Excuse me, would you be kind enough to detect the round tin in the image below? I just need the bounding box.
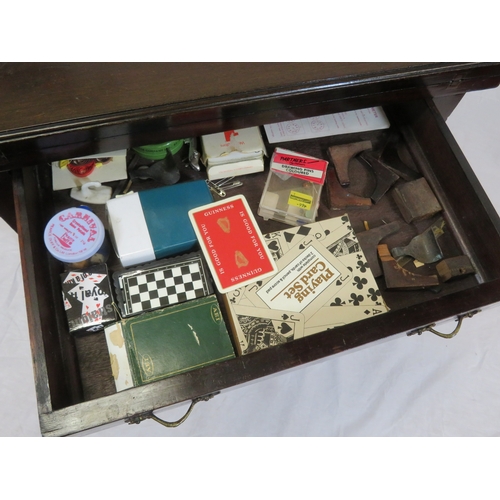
[44,207,108,268]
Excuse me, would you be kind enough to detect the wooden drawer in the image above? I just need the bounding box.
[6,63,500,436]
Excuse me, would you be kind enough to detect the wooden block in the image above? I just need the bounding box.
[392,177,442,223]
[380,142,421,181]
[436,255,475,282]
[357,221,400,278]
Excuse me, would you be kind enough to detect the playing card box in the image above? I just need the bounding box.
[188,195,278,294]
[104,295,235,392]
[60,264,117,336]
[223,214,389,355]
[112,252,214,318]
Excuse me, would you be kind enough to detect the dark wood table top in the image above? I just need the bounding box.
[4,62,500,138]
[0,63,439,133]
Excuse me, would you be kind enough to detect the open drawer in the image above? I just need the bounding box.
[11,90,500,436]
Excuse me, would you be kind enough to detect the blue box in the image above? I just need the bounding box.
[106,180,213,267]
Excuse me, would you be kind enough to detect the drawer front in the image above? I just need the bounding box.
[13,95,500,436]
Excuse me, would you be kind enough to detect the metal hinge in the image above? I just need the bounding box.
[407,309,481,339]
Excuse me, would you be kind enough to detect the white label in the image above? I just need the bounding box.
[257,246,341,312]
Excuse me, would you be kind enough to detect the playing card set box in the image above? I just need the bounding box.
[60,264,117,336]
[223,214,390,355]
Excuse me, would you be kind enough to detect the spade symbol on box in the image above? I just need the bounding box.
[278,322,292,335]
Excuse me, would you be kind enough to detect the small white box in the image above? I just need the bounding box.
[201,127,266,180]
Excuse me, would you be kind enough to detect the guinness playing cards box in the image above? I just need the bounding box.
[189,195,277,294]
[223,214,389,355]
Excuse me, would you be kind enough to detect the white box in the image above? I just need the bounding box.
[201,127,266,180]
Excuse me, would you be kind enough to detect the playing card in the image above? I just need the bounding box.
[189,195,277,293]
[304,303,388,336]
[228,304,305,354]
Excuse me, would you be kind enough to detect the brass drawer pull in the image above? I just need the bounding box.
[126,392,219,428]
[407,310,481,339]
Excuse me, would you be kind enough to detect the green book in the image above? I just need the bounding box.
[105,295,235,391]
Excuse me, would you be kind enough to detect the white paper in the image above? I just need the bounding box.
[264,107,390,143]
[257,245,341,312]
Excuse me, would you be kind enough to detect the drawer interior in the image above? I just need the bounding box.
[14,97,500,434]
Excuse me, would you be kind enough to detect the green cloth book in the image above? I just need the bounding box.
[104,295,235,391]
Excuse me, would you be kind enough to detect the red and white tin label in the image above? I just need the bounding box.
[44,207,105,263]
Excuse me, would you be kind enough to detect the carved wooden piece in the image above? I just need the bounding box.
[378,244,440,289]
[436,255,476,282]
[325,168,372,210]
[358,152,400,202]
[357,221,401,278]
[327,140,372,187]
[392,177,442,223]
[380,142,421,181]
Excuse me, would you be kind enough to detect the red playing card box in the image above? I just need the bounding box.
[188,195,278,293]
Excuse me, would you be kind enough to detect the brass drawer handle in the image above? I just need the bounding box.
[407,310,480,339]
[127,392,219,428]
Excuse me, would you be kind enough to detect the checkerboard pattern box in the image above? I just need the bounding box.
[113,253,213,317]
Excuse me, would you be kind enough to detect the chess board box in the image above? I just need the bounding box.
[223,214,390,355]
[112,252,214,318]
[60,264,117,336]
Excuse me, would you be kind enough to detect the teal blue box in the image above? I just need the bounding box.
[106,180,213,267]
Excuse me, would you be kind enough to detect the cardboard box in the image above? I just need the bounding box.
[60,264,116,335]
[224,215,389,355]
[104,295,235,391]
[106,180,213,267]
[201,127,266,180]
